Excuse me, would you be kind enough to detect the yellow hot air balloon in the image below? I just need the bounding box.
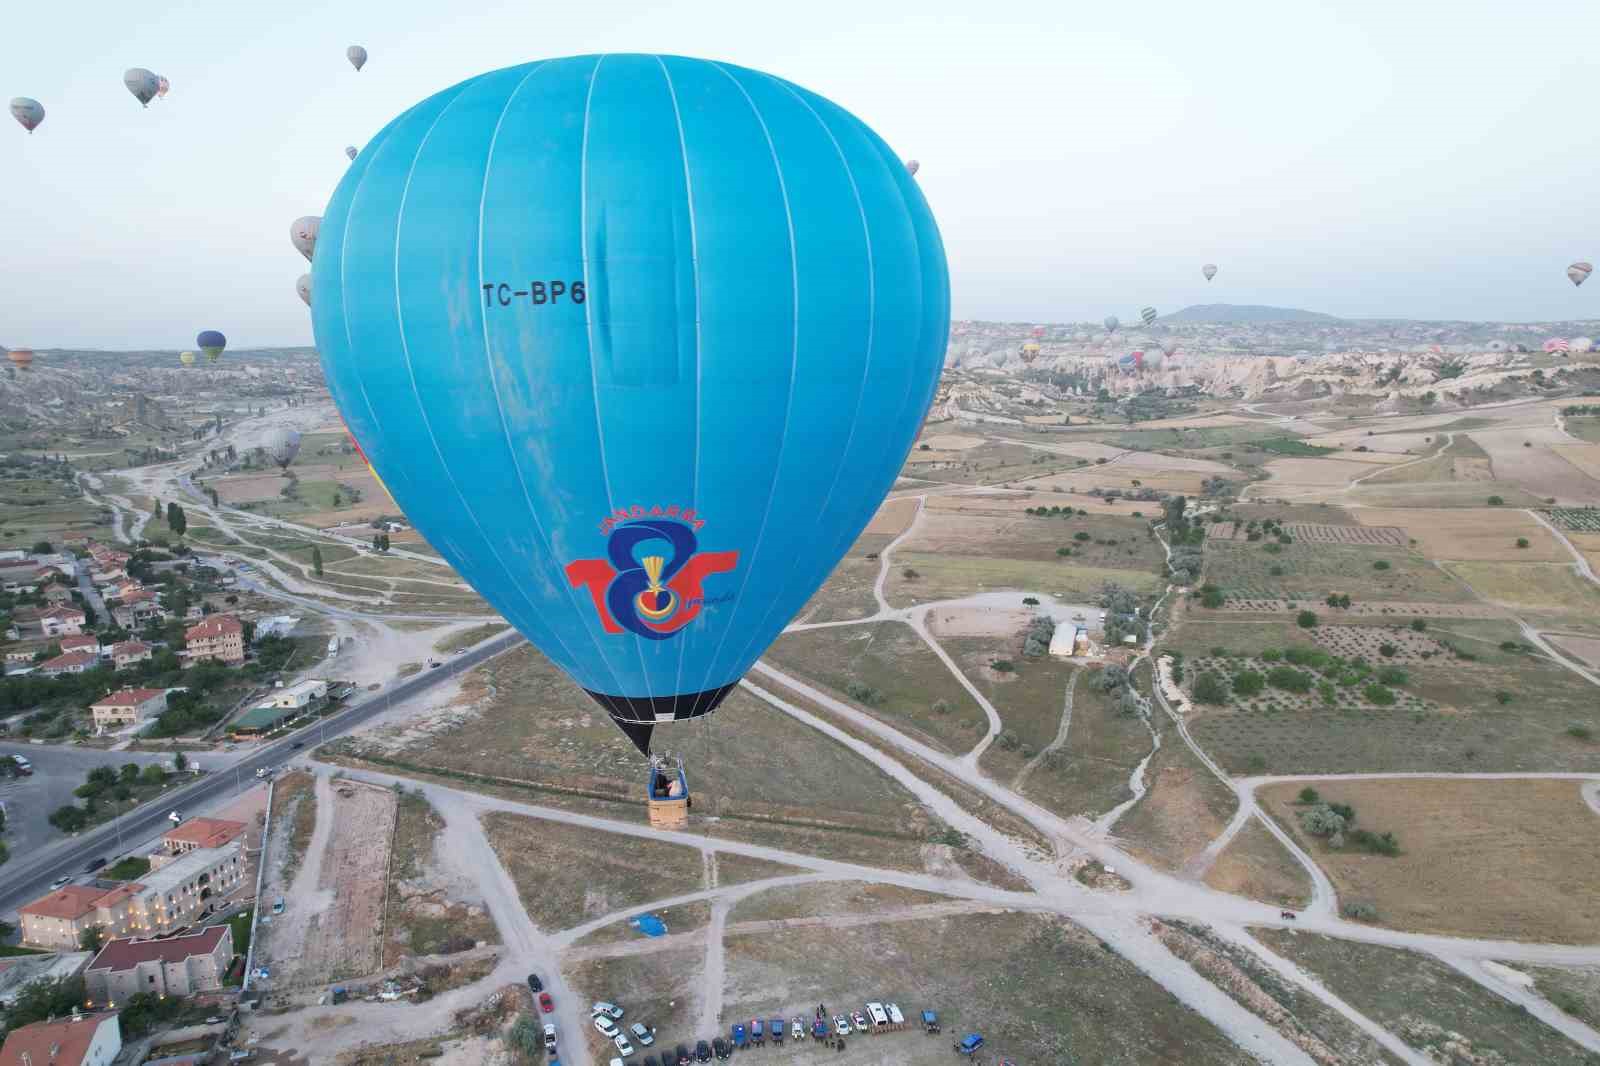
[179,350,197,367]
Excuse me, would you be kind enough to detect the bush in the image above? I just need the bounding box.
[844,682,884,706]
[1347,828,1401,856]
[990,659,1015,673]
[1568,723,1593,740]
[901,567,919,580]
[1372,560,1390,571]
[1516,537,1530,549]
[1193,672,1228,705]
[1363,684,1396,706]
[1487,495,1504,506]
[931,699,950,715]
[1378,642,1397,657]
[1342,901,1379,921]
[1377,666,1408,686]
[1269,565,1284,576]
[1495,690,1513,705]
[1410,618,1427,631]
[1296,610,1318,629]
[1261,648,1282,662]
[1267,666,1312,693]
[1298,786,1320,804]
[1056,547,1073,557]
[1074,531,1091,542]
[1299,805,1347,837]
[1198,584,1224,608]
[1022,597,1039,606]
[1232,670,1265,697]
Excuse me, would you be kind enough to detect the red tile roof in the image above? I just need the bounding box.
[110,641,151,658]
[19,883,140,921]
[163,817,245,850]
[87,924,230,973]
[59,635,100,652]
[91,688,166,709]
[0,1012,119,1066]
[185,615,241,640]
[42,606,86,621]
[40,651,97,671]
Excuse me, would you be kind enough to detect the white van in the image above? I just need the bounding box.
[866,1002,889,1028]
[885,1003,905,1026]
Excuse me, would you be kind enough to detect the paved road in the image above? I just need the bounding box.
[0,627,525,918]
[0,745,170,859]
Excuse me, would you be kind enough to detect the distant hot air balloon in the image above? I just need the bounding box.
[1544,338,1570,354]
[1019,342,1041,363]
[296,274,312,307]
[197,330,227,362]
[1132,349,1145,371]
[1104,315,1120,333]
[179,350,196,367]
[7,348,35,372]
[905,159,920,176]
[346,45,368,72]
[312,54,949,758]
[1144,348,1165,371]
[124,68,160,108]
[1568,262,1592,287]
[1141,306,1157,326]
[1202,263,1218,282]
[1159,339,1179,357]
[345,145,358,161]
[290,216,321,262]
[10,97,45,133]
[156,75,170,99]
[1572,337,1595,354]
[266,428,302,471]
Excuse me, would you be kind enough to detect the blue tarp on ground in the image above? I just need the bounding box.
[630,914,668,937]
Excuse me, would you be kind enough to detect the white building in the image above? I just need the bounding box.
[253,615,300,640]
[262,678,326,710]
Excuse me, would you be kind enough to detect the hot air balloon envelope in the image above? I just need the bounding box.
[156,75,170,99]
[1568,262,1593,287]
[179,350,196,366]
[1104,315,1120,332]
[312,54,948,755]
[346,145,358,161]
[7,349,35,372]
[905,159,919,175]
[1202,263,1217,281]
[296,274,312,307]
[10,97,45,132]
[124,68,159,107]
[197,330,227,362]
[1140,306,1157,326]
[266,428,302,469]
[291,217,321,262]
[347,45,368,71]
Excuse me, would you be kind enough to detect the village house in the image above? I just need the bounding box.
[59,634,100,656]
[159,817,247,857]
[183,614,244,665]
[89,688,168,732]
[109,640,152,669]
[40,606,88,637]
[44,583,75,604]
[83,924,234,1004]
[0,1011,121,1066]
[110,589,163,630]
[39,650,99,677]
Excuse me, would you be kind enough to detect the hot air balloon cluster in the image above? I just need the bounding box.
[312,54,948,756]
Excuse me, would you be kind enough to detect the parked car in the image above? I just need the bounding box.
[811,1018,829,1040]
[538,992,553,1013]
[271,898,285,915]
[614,1034,634,1057]
[674,1044,693,1066]
[291,741,304,749]
[769,1018,785,1041]
[833,1015,851,1037]
[641,1056,660,1066]
[850,1010,868,1031]
[49,876,70,891]
[592,1001,624,1020]
[593,1016,620,1039]
[630,1021,654,1046]
[712,1036,731,1060]
[731,1023,746,1049]
[791,1017,807,1041]
[83,856,106,873]
[526,973,542,992]
[609,1059,624,1066]
[750,1018,764,1046]
[542,1023,557,1051]
[694,1040,712,1063]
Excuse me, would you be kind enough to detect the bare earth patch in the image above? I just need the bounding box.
[1356,507,1570,562]
[1201,817,1313,909]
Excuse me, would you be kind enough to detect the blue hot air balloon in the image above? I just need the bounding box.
[312,54,948,756]
[196,330,227,363]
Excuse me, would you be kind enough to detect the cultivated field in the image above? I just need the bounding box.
[1258,778,1600,942]
[1207,521,1407,546]
[1202,541,1471,603]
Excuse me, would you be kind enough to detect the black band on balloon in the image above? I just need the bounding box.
[584,682,738,755]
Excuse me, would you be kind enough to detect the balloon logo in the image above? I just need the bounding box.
[312,54,948,754]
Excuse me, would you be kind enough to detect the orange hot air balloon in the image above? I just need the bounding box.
[7,348,35,372]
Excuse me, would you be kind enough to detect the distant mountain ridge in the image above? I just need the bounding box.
[1161,303,1340,323]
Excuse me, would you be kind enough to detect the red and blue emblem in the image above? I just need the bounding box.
[565,509,738,639]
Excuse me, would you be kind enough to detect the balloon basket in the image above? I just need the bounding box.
[646,754,690,830]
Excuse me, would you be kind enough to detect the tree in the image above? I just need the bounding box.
[166,502,187,536]
[1198,585,1225,609]
[48,805,88,833]
[4,976,87,1028]
[1299,804,1347,837]
[140,763,166,786]
[173,750,188,773]
[508,1015,543,1056]
[1486,495,1504,506]
[1516,537,1530,549]
[30,540,52,554]
[1298,786,1320,804]
[1232,670,1265,697]
[120,762,141,783]
[311,546,324,576]
[1193,672,1227,706]
[79,924,105,952]
[1296,610,1318,629]
[152,498,162,519]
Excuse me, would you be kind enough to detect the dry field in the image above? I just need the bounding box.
[926,488,1161,517]
[1349,479,1548,508]
[722,911,1261,1065]
[257,777,399,990]
[863,495,920,537]
[1444,561,1600,614]
[1547,633,1600,668]
[1112,725,1238,872]
[1252,928,1598,1066]
[384,791,499,964]
[1549,443,1600,481]
[483,811,705,931]
[918,433,986,451]
[215,473,290,503]
[1470,426,1600,504]
[1201,816,1312,908]
[728,880,951,924]
[1255,456,1374,489]
[1355,507,1568,562]
[1012,466,1215,496]
[1258,778,1600,942]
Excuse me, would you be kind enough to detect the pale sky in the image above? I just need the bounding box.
[4,0,1598,348]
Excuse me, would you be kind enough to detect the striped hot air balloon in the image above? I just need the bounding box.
[1544,338,1570,354]
[1140,306,1158,326]
[1568,262,1592,287]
